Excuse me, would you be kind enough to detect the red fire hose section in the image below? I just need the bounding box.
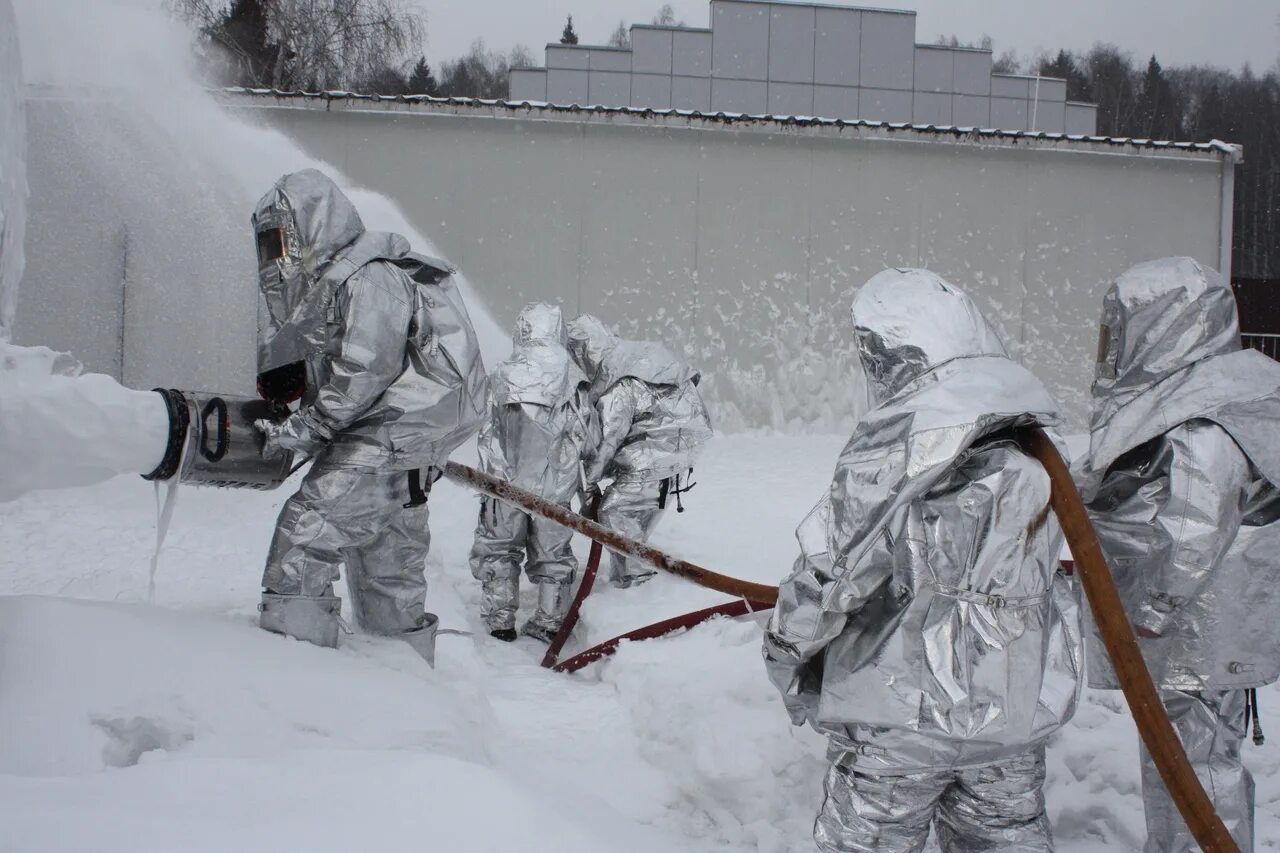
[552,598,775,673]
[542,496,604,668]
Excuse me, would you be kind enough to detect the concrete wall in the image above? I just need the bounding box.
[510,0,1095,134]
[15,95,1230,431]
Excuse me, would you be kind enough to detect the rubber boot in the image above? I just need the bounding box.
[259,593,341,649]
[401,612,439,667]
[520,581,571,644]
[480,577,518,639]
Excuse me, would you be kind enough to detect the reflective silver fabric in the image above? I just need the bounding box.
[567,315,713,483]
[470,304,598,632]
[1140,689,1254,853]
[567,314,713,586]
[256,171,484,656]
[254,169,487,471]
[262,466,431,635]
[764,270,1082,783]
[1081,258,1280,691]
[816,746,1053,853]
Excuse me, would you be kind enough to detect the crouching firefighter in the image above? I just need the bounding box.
[252,169,486,664]
[763,269,1083,853]
[1079,257,1280,853]
[566,315,713,588]
[469,303,600,642]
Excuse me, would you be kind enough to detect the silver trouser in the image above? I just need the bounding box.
[1141,689,1254,853]
[262,464,431,635]
[469,496,577,630]
[815,746,1053,853]
[598,477,666,586]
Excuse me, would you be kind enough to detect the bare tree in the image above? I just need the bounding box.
[170,0,425,91]
[608,20,629,49]
[652,4,683,27]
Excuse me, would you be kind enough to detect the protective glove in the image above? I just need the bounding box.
[762,632,821,727]
[255,410,329,457]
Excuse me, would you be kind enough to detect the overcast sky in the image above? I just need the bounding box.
[421,0,1279,73]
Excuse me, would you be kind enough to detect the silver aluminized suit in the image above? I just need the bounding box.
[1079,257,1280,853]
[763,269,1083,853]
[253,169,486,662]
[566,316,714,586]
[469,303,599,640]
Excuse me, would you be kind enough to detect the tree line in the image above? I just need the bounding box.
[176,3,1276,282]
[1028,46,1278,282]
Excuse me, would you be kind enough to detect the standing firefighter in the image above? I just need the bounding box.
[469,303,599,642]
[763,269,1083,853]
[252,169,486,664]
[566,315,713,588]
[1080,257,1280,852]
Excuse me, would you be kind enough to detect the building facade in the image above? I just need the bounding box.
[509,0,1098,134]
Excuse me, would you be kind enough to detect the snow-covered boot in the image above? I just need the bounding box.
[259,593,341,649]
[480,577,518,635]
[401,612,439,667]
[520,581,571,643]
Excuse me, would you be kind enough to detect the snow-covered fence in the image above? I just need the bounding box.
[14,91,1238,431]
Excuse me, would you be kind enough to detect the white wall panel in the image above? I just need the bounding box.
[508,69,547,101]
[672,30,712,77]
[952,94,990,127]
[631,73,672,109]
[671,75,712,111]
[991,96,1028,130]
[712,78,767,114]
[990,74,1030,99]
[913,47,953,93]
[912,91,951,125]
[953,50,992,96]
[814,7,860,86]
[768,82,814,116]
[547,69,589,105]
[812,84,859,120]
[630,27,673,74]
[859,87,913,122]
[546,46,589,70]
[711,0,769,80]
[859,11,914,90]
[1066,102,1098,135]
[588,72,630,107]
[768,4,816,84]
[588,49,631,72]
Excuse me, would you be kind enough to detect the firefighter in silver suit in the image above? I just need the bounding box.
[763,269,1083,853]
[252,169,486,663]
[566,315,713,588]
[469,303,599,642]
[1080,257,1280,852]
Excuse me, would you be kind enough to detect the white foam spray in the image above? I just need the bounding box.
[1,0,509,504]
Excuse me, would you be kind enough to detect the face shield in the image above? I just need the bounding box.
[253,209,304,327]
[255,225,287,267]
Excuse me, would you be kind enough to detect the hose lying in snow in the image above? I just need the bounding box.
[552,598,774,673]
[541,494,604,669]
[448,443,1239,851]
[441,462,779,605]
[1018,427,1238,853]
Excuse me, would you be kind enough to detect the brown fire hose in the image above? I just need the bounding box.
[1018,427,1237,852]
[441,462,779,605]
[541,494,605,668]
[445,439,1236,850]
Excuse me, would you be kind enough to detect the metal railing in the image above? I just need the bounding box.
[1242,333,1280,361]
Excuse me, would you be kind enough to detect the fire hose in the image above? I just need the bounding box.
[444,426,1238,850]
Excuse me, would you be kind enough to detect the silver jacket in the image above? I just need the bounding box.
[566,315,713,484]
[764,269,1082,774]
[254,169,486,471]
[1081,257,1280,691]
[477,303,598,501]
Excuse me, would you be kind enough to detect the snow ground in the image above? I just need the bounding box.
[2,433,1279,851]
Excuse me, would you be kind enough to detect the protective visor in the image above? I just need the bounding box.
[256,226,287,266]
